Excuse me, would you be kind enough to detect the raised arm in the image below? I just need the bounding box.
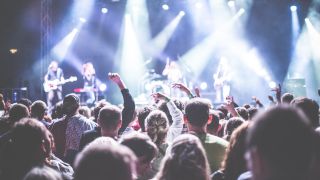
[108,73,135,134]
[172,83,195,99]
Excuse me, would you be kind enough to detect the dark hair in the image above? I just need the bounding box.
[281,93,294,104]
[145,110,169,146]
[23,166,63,180]
[0,118,52,180]
[207,110,220,134]
[120,132,157,164]
[51,101,63,119]
[18,98,32,110]
[291,97,319,128]
[158,99,184,125]
[9,103,29,124]
[185,98,211,127]
[78,106,91,119]
[235,107,249,120]
[224,117,244,141]
[93,100,111,122]
[156,134,210,180]
[62,94,80,116]
[74,137,136,180]
[220,122,250,180]
[248,107,258,120]
[31,100,47,120]
[137,106,155,132]
[247,105,316,179]
[98,105,122,130]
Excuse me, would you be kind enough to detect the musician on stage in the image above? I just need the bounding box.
[213,57,231,103]
[83,62,97,106]
[162,58,183,97]
[44,61,64,115]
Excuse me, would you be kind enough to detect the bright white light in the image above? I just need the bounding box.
[269,81,277,89]
[290,5,297,12]
[195,2,203,9]
[99,84,107,91]
[162,4,169,11]
[200,82,208,90]
[179,11,186,16]
[228,1,235,7]
[101,7,108,14]
[239,8,245,15]
[79,17,87,23]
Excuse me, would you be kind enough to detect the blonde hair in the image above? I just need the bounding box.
[145,110,169,146]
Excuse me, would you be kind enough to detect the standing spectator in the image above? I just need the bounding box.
[184,98,228,173]
[31,100,50,128]
[50,94,97,164]
[244,106,316,180]
[0,103,29,135]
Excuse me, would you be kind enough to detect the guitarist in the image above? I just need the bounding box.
[44,61,64,115]
[213,57,231,103]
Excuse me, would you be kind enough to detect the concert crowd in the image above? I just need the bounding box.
[0,71,319,180]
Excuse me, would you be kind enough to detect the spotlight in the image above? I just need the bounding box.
[179,11,185,16]
[268,81,277,89]
[228,0,235,7]
[195,2,203,9]
[200,82,208,90]
[79,17,87,23]
[9,48,18,54]
[101,7,108,14]
[290,5,297,12]
[162,4,169,11]
[99,84,107,91]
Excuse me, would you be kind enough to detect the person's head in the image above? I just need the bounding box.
[79,106,91,119]
[31,100,47,120]
[184,98,211,131]
[137,106,155,132]
[207,110,220,135]
[145,110,169,146]
[224,117,245,141]
[98,105,122,134]
[93,100,111,121]
[23,166,63,180]
[51,101,63,119]
[156,134,210,180]
[18,98,32,112]
[246,105,316,180]
[248,107,258,120]
[74,137,137,180]
[235,107,249,120]
[62,94,80,116]
[281,93,294,104]
[120,132,158,177]
[0,118,53,179]
[9,103,29,125]
[291,97,319,128]
[49,61,58,71]
[221,122,250,180]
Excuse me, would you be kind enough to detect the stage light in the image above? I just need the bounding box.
[9,48,18,54]
[228,1,235,7]
[195,2,203,9]
[162,4,169,10]
[99,84,107,91]
[179,11,185,16]
[268,81,277,89]
[290,5,297,12]
[79,17,87,23]
[200,82,208,90]
[101,7,108,14]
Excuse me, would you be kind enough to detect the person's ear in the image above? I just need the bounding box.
[183,115,188,124]
[207,114,213,125]
[117,119,122,129]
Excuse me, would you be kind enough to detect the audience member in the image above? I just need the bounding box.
[291,97,319,128]
[0,103,29,135]
[23,166,63,180]
[120,132,158,180]
[31,100,50,127]
[137,106,155,132]
[244,105,316,180]
[184,98,228,173]
[74,137,137,180]
[281,93,294,104]
[223,117,244,141]
[50,93,97,164]
[79,105,122,150]
[155,134,211,180]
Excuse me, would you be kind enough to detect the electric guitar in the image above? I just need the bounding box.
[43,76,77,92]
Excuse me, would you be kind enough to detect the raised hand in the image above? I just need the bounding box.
[108,73,126,90]
[194,87,200,97]
[172,83,195,98]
